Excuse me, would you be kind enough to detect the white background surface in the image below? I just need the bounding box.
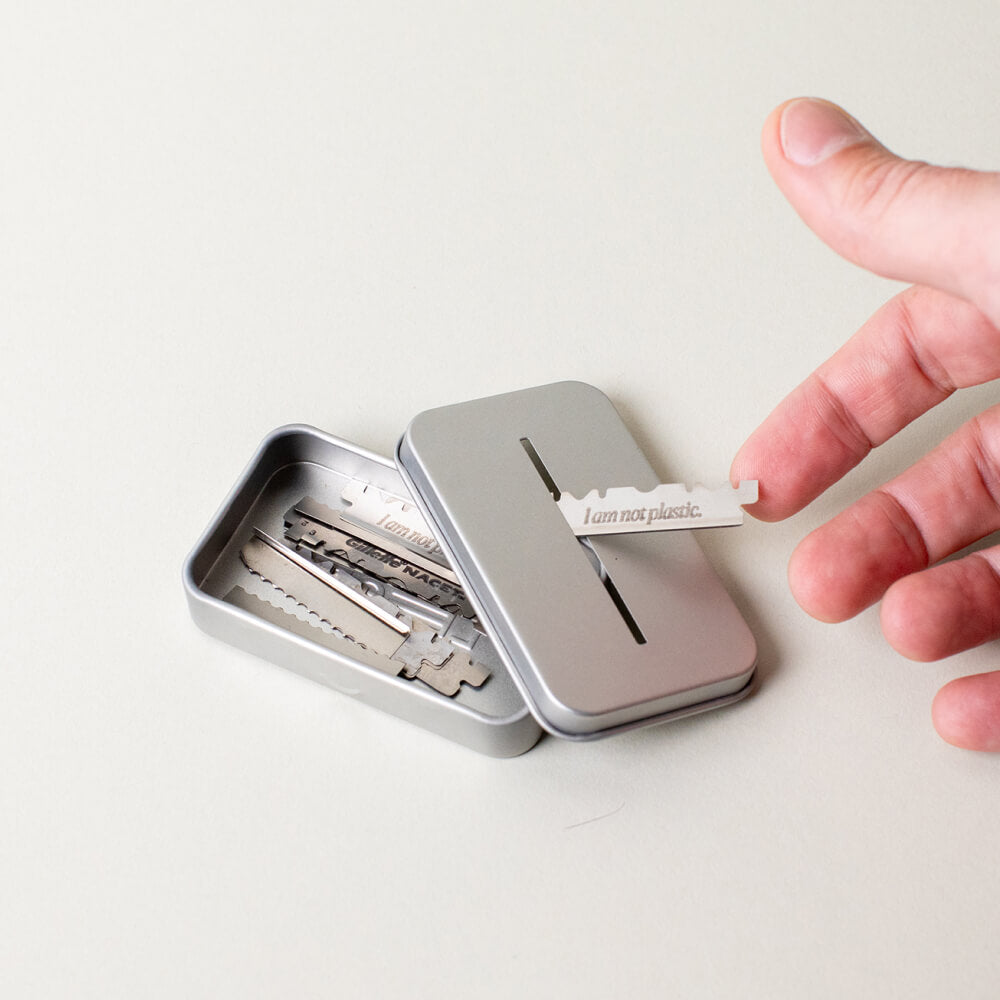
[4,2,1000,997]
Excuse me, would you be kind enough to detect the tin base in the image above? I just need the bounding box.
[183,424,543,758]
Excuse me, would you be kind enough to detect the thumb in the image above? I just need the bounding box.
[764,98,1000,326]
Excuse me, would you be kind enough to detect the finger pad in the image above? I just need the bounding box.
[883,558,1000,661]
[788,533,860,622]
[789,502,921,622]
[730,439,800,521]
[932,673,1000,751]
[881,579,953,661]
[732,379,869,523]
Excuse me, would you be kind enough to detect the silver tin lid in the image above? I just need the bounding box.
[395,381,757,740]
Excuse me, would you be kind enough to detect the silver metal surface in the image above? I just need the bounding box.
[223,585,402,677]
[183,424,539,756]
[340,480,448,565]
[391,620,450,670]
[411,649,490,698]
[242,530,488,694]
[240,531,409,656]
[396,381,758,739]
[285,496,475,617]
[322,559,452,633]
[253,528,408,632]
[557,481,758,535]
[225,578,487,698]
[390,621,490,696]
[325,566,491,692]
[310,552,491,664]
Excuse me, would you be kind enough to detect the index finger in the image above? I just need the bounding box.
[731,284,1000,521]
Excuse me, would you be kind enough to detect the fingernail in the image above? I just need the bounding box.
[780,98,870,166]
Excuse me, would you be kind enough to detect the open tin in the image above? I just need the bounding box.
[183,382,757,757]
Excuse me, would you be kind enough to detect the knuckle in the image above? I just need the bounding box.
[806,370,874,461]
[839,157,1000,326]
[891,291,956,396]
[841,155,932,229]
[871,487,930,570]
[966,408,1000,511]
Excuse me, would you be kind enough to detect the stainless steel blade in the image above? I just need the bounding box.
[556,481,758,536]
[413,650,491,697]
[222,585,403,678]
[224,586,487,696]
[240,531,409,656]
[390,620,453,672]
[284,497,475,618]
[340,480,448,565]
[298,548,492,669]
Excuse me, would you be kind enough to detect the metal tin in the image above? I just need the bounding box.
[396,382,757,739]
[182,424,543,758]
[184,382,756,754]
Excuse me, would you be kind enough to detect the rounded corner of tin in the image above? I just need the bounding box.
[254,422,327,460]
[393,423,417,470]
[261,420,323,441]
[554,378,606,400]
[180,550,201,599]
[481,706,546,757]
[732,658,760,703]
[394,403,446,465]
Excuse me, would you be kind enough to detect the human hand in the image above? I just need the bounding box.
[731,98,1000,750]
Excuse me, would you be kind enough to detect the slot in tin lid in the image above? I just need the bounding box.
[395,381,757,740]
